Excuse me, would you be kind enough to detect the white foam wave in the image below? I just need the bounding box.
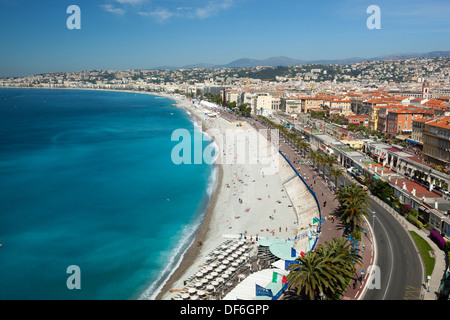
[138,218,201,300]
[138,163,219,300]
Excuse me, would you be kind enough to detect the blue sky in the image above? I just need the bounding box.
[0,0,450,77]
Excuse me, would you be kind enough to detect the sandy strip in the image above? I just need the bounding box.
[4,87,312,299]
[155,101,300,300]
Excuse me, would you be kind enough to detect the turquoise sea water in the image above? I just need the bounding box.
[0,88,215,300]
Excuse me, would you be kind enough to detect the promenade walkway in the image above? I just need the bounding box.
[213,110,448,300]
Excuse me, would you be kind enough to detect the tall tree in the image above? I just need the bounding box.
[335,183,369,231]
[329,166,344,189]
[287,238,362,300]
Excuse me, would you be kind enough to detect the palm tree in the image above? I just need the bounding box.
[309,150,319,168]
[287,238,362,300]
[297,140,310,158]
[321,154,337,179]
[325,155,338,171]
[318,153,328,177]
[335,183,369,231]
[317,238,363,295]
[329,166,344,189]
[335,183,368,208]
[287,251,336,300]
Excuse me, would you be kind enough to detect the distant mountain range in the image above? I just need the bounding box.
[152,51,450,70]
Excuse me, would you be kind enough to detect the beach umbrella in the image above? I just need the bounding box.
[200,268,209,275]
[194,282,203,288]
[211,271,219,278]
[217,255,225,260]
[216,277,224,283]
[206,285,214,292]
[195,272,203,279]
[201,278,208,285]
[197,290,206,297]
[191,295,199,301]
[211,281,219,288]
[231,253,239,259]
[231,262,239,267]
[210,262,218,268]
[188,288,196,295]
[206,266,213,273]
[222,274,230,280]
[206,275,214,281]
[181,293,190,300]
[217,265,227,271]
[222,259,230,265]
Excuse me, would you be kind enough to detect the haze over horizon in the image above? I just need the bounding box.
[1,0,450,77]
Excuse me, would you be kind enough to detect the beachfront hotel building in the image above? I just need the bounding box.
[224,89,244,106]
[301,97,323,113]
[329,99,352,115]
[280,96,302,114]
[253,93,275,116]
[422,116,450,170]
[411,118,428,145]
[385,107,430,137]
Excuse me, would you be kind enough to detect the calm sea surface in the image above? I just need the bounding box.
[0,88,215,299]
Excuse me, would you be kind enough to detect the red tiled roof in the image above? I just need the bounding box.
[392,178,439,198]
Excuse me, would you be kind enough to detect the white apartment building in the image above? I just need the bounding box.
[254,93,274,116]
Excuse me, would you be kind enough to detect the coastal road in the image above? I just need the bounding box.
[363,196,423,300]
[334,174,424,300]
[244,115,424,300]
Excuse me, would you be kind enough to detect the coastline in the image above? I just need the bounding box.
[1,87,304,301]
[152,98,223,300]
[155,100,302,300]
[153,162,224,300]
[1,86,218,300]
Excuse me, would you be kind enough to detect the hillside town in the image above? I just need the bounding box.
[2,57,450,242]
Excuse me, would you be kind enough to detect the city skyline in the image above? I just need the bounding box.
[1,0,450,77]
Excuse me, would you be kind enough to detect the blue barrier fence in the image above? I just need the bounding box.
[278,150,322,249]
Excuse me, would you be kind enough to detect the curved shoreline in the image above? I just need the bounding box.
[154,163,223,300]
[1,87,301,301]
[152,103,223,300]
[1,86,219,300]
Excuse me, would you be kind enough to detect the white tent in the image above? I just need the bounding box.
[271,259,286,270]
[200,101,220,109]
[223,268,288,300]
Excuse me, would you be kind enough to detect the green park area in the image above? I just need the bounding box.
[409,231,436,278]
